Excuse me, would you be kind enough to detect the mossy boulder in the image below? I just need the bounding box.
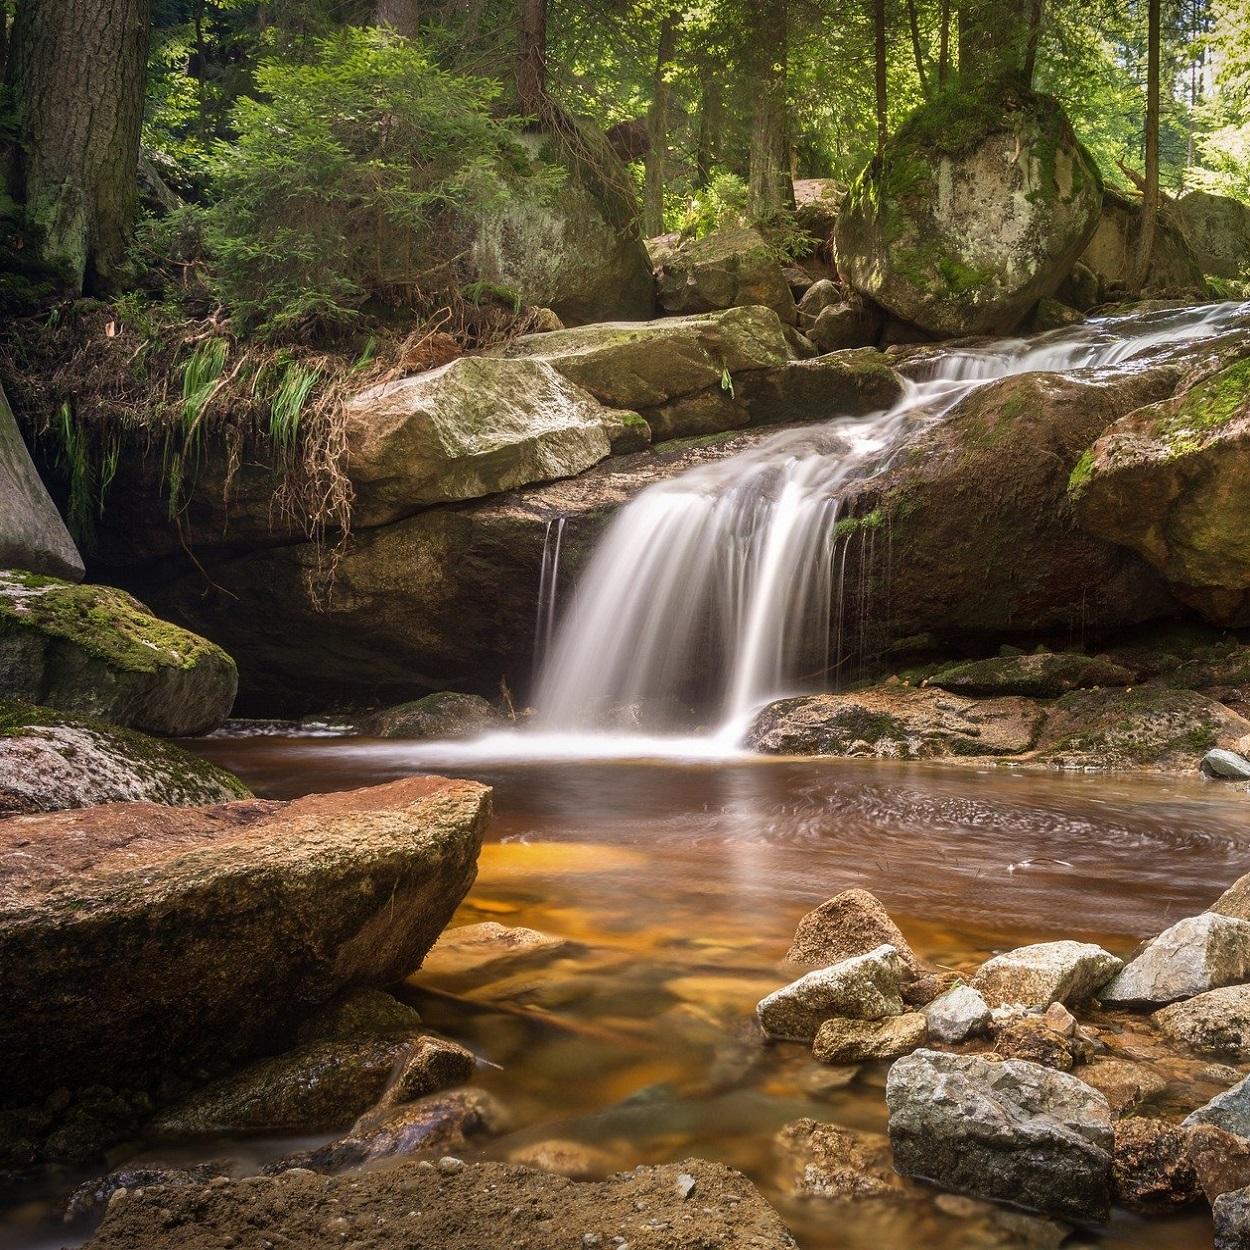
[469,120,655,325]
[1033,687,1250,771]
[736,350,904,425]
[835,87,1103,337]
[493,304,794,412]
[344,357,638,527]
[357,692,506,740]
[1070,356,1250,625]
[1176,190,1250,280]
[926,652,1134,698]
[0,381,83,581]
[655,225,798,325]
[0,699,250,815]
[0,775,489,1106]
[0,571,237,735]
[829,366,1181,653]
[745,685,1043,760]
[1079,186,1206,296]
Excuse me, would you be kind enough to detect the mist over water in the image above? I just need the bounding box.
[533,301,1250,740]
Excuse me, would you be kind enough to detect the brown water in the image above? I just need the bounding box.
[13,738,1250,1249]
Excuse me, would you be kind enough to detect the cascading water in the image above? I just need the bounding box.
[534,300,1250,740]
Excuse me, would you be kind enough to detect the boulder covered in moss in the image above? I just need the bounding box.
[469,120,655,325]
[1079,187,1206,296]
[835,88,1103,337]
[926,652,1134,698]
[344,357,640,527]
[0,775,489,1107]
[0,571,237,735]
[736,350,903,425]
[0,382,84,582]
[1070,356,1250,625]
[0,699,250,815]
[1174,191,1250,281]
[744,685,1043,760]
[1034,688,1250,771]
[655,225,797,324]
[357,691,506,739]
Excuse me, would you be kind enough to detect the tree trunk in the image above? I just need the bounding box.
[516,0,547,116]
[1133,0,1161,292]
[957,0,1032,87]
[1023,0,1044,87]
[747,0,793,220]
[643,11,678,237]
[374,0,421,36]
[5,0,151,293]
[938,0,952,85]
[694,72,721,190]
[906,0,930,97]
[874,0,888,154]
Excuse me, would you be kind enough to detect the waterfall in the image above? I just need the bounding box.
[534,300,1250,737]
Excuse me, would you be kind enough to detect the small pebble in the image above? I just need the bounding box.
[437,1156,464,1175]
[675,1173,697,1199]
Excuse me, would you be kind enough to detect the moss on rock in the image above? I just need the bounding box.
[0,571,237,735]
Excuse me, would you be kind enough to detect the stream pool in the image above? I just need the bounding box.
[24,733,1237,1250]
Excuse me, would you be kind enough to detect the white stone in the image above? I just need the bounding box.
[1101,913,1250,1005]
[971,940,1123,1009]
[924,984,992,1043]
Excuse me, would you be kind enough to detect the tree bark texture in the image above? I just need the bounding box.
[874,0,888,153]
[957,0,1032,87]
[1133,0,1161,291]
[516,0,548,116]
[6,0,151,292]
[747,0,793,220]
[374,0,421,37]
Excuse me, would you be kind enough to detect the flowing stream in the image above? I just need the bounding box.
[535,300,1250,739]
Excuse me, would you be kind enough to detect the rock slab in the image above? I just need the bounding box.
[970,941,1122,1009]
[1101,912,1250,1005]
[0,775,489,1103]
[886,1048,1113,1222]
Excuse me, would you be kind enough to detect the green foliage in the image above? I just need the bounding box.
[268,361,320,454]
[202,27,538,337]
[678,172,749,238]
[180,336,229,435]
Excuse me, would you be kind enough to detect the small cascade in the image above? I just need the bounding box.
[532,516,567,683]
[535,301,1250,736]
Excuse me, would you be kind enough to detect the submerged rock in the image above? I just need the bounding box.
[1077,1057,1167,1117]
[1154,984,1250,1059]
[506,1137,624,1179]
[1186,1123,1250,1203]
[746,685,1042,760]
[773,1118,903,1201]
[1112,1117,1202,1212]
[812,1012,926,1063]
[926,652,1133,698]
[784,888,919,972]
[376,1036,477,1109]
[1101,912,1250,1005]
[420,921,569,979]
[0,776,488,1107]
[970,941,1122,1010]
[356,692,506,740]
[924,984,992,1043]
[836,88,1102,337]
[0,382,83,581]
[0,700,249,815]
[655,226,797,324]
[756,945,908,1041]
[84,1158,799,1250]
[886,1049,1113,1222]
[0,571,237,736]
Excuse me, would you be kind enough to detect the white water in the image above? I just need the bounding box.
[524,300,1250,743]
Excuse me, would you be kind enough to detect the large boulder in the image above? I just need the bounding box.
[1101,912,1250,1005]
[655,226,797,324]
[83,1159,799,1250]
[836,88,1102,337]
[342,356,637,527]
[0,775,489,1104]
[830,366,1182,650]
[1154,985,1250,1060]
[745,685,1042,761]
[0,381,83,581]
[468,120,655,326]
[0,571,237,735]
[1176,190,1250,281]
[970,941,1122,1010]
[886,1049,1114,1222]
[926,651,1134,698]
[0,700,249,815]
[1071,355,1250,626]
[1079,186,1206,295]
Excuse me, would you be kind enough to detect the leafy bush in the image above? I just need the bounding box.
[677,173,750,239]
[203,28,544,337]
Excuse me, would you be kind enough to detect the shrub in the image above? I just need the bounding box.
[203,27,546,337]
